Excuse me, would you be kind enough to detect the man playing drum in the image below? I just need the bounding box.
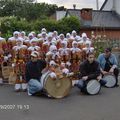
[97,48,119,87]
[74,52,106,94]
[25,51,47,96]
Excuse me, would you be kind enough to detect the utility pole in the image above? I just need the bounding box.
[96,0,99,10]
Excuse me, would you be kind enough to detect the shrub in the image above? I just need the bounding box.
[0,16,81,37]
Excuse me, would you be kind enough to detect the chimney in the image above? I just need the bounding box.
[73,4,76,9]
[81,8,92,21]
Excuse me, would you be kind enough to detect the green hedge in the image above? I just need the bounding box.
[0,16,80,39]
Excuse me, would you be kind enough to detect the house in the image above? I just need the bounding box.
[66,8,120,39]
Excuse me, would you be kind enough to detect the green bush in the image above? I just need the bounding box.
[58,16,80,34]
[33,19,58,33]
[0,16,81,37]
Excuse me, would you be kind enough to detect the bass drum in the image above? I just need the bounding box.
[41,71,51,87]
[8,72,17,84]
[41,71,72,98]
[103,74,116,88]
[85,79,101,95]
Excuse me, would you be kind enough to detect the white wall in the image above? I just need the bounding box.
[115,0,120,15]
[102,0,113,11]
[102,0,120,15]
[56,11,66,21]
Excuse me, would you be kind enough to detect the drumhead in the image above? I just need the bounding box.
[44,76,72,99]
[86,80,101,95]
[103,75,116,88]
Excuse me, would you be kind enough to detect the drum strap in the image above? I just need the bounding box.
[104,57,113,72]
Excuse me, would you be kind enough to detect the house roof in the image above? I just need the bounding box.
[92,10,120,28]
[66,9,120,29]
[66,9,81,20]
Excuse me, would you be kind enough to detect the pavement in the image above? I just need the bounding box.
[0,76,120,120]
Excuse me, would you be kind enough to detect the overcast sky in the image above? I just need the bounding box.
[37,0,105,10]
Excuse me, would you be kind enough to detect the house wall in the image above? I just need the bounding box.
[102,0,120,15]
[115,0,120,15]
[56,11,66,21]
[79,29,120,39]
[102,0,113,11]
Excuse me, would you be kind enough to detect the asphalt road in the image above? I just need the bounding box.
[0,78,120,120]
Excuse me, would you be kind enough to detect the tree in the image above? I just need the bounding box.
[27,0,36,3]
[58,16,81,34]
[0,0,58,21]
[0,16,81,37]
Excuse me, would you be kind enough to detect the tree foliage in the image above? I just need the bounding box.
[0,0,58,21]
[58,16,81,34]
[0,0,81,38]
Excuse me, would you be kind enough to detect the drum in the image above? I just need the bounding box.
[41,71,51,87]
[103,74,116,88]
[41,71,72,98]
[85,80,101,95]
[1,62,11,79]
[8,72,16,84]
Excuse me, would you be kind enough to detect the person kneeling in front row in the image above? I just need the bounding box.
[74,52,106,94]
[25,51,47,96]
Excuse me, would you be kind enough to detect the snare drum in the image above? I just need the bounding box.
[85,80,101,95]
[40,71,72,98]
[103,74,116,88]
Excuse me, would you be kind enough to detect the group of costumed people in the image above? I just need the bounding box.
[0,28,119,97]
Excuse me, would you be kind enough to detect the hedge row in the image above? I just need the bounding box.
[0,16,81,39]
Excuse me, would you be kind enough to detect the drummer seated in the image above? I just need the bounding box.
[75,52,106,93]
[25,51,47,96]
[97,48,119,87]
